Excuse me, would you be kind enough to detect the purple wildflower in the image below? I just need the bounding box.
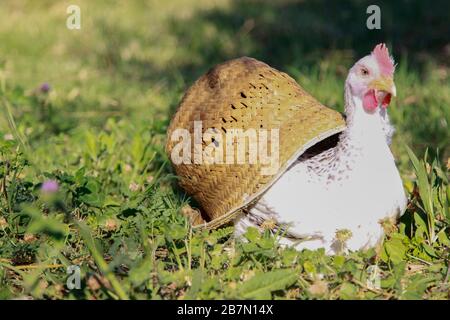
[41,180,59,193]
[40,83,51,93]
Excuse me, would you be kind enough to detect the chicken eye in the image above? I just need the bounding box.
[360,67,370,76]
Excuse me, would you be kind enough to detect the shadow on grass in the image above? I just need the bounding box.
[167,0,449,80]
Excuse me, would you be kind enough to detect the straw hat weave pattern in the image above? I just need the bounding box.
[166,57,345,229]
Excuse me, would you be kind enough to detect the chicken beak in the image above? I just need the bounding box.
[370,76,396,97]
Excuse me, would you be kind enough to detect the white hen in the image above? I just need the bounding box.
[235,44,407,253]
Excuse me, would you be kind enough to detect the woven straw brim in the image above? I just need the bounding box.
[166,57,345,229]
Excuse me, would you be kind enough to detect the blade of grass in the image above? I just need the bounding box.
[406,145,435,243]
[75,220,130,300]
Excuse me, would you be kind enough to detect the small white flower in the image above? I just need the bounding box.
[129,182,140,192]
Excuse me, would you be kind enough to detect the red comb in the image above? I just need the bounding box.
[372,43,395,76]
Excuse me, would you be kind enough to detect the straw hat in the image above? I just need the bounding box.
[166,57,345,229]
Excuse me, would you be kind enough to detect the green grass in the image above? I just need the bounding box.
[0,0,449,299]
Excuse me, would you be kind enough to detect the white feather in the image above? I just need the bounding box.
[235,85,407,254]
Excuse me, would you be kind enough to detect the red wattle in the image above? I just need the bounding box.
[382,94,391,108]
[363,90,378,111]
